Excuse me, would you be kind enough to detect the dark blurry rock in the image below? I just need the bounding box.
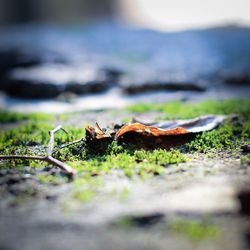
[5,175,24,185]
[8,182,38,197]
[119,75,206,95]
[0,48,68,77]
[121,213,165,228]
[245,231,250,250]
[45,194,58,201]
[0,171,29,186]
[241,145,250,154]
[221,72,250,86]
[3,64,117,98]
[237,187,250,215]
[101,67,124,82]
[0,47,68,93]
[0,169,8,177]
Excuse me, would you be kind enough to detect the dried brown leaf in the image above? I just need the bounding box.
[115,115,228,149]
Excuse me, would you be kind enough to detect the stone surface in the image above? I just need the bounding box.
[3,64,120,98]
[119,74,206,95]
[241,145,250,154]
[237,187,250,215]
[0,47,68,79]
[220,71,250,86]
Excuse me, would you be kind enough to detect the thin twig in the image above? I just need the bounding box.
[0,155,77,176]
[46,156,77,176]
[48,125,68,156]
[58,138,83,150]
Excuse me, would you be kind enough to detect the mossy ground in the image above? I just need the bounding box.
[115,215,220,241]
[0,99,250,202]
[168,218,220,241]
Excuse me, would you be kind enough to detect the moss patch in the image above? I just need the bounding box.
[169,218,220,241]
[0,121,84,155]
[127,99,250,119]
[37,174,68,185]
[185,119,250,152]
[69,146,186,179]
[240,155,250,165]
[0,110,53,123]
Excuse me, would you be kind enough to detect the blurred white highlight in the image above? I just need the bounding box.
[118,0,250,31]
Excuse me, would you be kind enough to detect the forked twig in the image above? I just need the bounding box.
[0,125,77,177]
[48,125,68,156]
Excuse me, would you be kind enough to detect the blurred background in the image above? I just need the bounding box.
[0,0,250,112]
[0,0,115,25]
[0,0,250,30]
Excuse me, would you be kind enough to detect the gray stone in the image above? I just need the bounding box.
[0,47,68,78]
[220,71,250,86]
[119,74,206,95]
[3,64,120,98]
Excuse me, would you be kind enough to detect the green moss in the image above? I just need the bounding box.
[240,155,250,165]
[37,174,68,185]
[119,187,131,201]
[66,144,187,201]
[114,217,134,228]
[72,176,103,201]
[0,110,53,123]
[169,218,220,241]
[8,185,38,206]
[0,121,85,168]
[69,146,186,179]
[0,109,80,124]
[134,149,187,165]
[186,124,237,152]
[185,119,250,152]
[127,99,250,120]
